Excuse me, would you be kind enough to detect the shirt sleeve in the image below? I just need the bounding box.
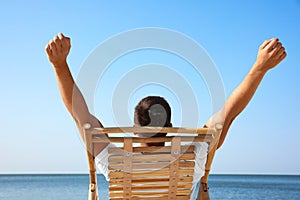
[192,142,209,184]
[95,143,116,181]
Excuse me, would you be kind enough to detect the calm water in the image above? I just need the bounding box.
[0,174,299,200]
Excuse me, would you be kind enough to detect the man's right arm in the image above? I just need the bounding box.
[45,33,108,155]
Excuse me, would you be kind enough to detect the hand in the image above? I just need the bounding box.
[45,33,71,67]
[253,38,287,73]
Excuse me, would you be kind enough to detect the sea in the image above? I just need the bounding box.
[0,174,299,200]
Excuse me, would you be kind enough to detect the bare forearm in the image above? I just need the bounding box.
[216,66,267,148]
[53,61,90,123]
[224,65,266,120]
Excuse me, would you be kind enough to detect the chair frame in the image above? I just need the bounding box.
[84,124,222,200]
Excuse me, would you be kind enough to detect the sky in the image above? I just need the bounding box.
[0,0,299,175]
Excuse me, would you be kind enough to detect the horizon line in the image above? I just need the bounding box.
[1,172,299,176]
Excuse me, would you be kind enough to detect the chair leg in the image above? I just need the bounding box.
[197,182,210,200]
[88,183,98,200]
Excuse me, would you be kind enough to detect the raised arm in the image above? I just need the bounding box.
[206,38,287,149]
[45,33,107,155]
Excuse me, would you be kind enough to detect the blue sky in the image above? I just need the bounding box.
[0,0,299,174]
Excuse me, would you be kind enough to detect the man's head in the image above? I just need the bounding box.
[134,96,172,138]
[134,96,171,127]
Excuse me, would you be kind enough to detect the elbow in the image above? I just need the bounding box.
[216,136,225,150]
[216,116,235,150]
[216,141,223,150]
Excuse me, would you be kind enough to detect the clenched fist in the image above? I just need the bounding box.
[254,38,287,73]
[45,33,71,67]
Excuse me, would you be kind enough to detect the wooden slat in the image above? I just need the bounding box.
[109,176,193,184]
[109,183,193,188]
[108,161,194,170]
[109,189,191,197]
[169,137,181,198]
[119,197,189,200]
[109,196,190,200]
[108,153,195,163]
[109,169,194,179]
[92,126,214,134]
[109,183,193,191]
[110,197,190,200]
[110,196,190,200]
[109,185,192,191]
[92,136,212,143]
[108,146,195,154]
[122,138,132,199]
[109,182,193,187]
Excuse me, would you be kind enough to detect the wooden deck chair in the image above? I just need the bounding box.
[83,124,222,200]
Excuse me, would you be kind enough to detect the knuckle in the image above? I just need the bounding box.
[276,42,281,47]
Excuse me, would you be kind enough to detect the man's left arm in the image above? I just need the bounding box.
[205,38,287,149]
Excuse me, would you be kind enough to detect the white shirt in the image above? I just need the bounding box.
[95,142,208,199]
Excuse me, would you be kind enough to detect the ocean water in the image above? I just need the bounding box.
[0,174,299,200]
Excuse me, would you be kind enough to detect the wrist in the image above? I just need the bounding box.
[52,60,68,70]
[251,62,269,75]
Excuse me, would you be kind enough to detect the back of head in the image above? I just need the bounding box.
[134,96,171,146]
[134,96,172,127]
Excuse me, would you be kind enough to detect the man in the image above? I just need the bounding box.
[45,33,286,198]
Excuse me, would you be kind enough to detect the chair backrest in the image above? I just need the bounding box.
[84,125,222,200]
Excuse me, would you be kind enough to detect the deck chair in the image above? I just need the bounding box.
[84,124,222,200]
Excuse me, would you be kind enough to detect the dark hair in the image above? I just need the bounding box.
[134,96,171,127]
